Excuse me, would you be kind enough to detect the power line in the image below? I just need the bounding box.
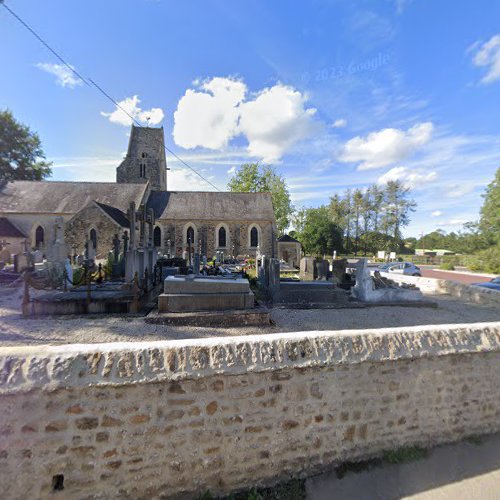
[1,1,221,191]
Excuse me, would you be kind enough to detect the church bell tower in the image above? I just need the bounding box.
[116,125,167,191]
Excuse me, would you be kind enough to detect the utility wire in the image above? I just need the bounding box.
[1,1,221,191]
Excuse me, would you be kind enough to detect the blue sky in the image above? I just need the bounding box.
[2,0,500,237]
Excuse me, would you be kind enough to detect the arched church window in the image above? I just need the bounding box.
[90,228,97,250]
[153,226,161,247]
[250,226,258,248]
[186,226,195,245]
[35,226,44,247]
[218,226,227,248]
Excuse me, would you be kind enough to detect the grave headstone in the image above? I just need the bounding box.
[64,257,73,289]
[331,258,347,283]
[316,259,329,280]
[268,258,281,302]
[300,257,317,280]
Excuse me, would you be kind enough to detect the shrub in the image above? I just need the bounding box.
[439,261,455,271]
[464,245,500,274]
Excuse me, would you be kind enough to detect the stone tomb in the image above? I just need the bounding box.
[158,276,255,313]
[352,258,424,303]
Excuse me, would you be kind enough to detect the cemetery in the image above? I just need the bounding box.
[0,127,499,499]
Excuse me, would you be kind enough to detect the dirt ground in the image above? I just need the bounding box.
[1,285,499,346]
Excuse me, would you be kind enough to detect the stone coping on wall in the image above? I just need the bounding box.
[1,322,499,394]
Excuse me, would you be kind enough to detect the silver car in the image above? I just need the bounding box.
[379,262,422,277]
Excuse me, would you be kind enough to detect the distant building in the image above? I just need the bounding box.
[415,248,456,256]
[0,125,277,260]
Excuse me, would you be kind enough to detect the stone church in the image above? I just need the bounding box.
[0,125,277,261]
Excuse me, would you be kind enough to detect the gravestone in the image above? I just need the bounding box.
[300,257,317,281]
[316,260,329,280]
[268,258,281,302]
[112,234,122,278]
[193,253,200,274]
[64,257,73,289]
[331,259,348,285]
[258,255,268,289]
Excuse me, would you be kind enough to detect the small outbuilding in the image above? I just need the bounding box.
[277,234,302,268]
[0,217,26,258]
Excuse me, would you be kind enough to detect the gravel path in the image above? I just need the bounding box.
[1,286,499,346]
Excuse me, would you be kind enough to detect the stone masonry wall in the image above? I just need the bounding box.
[1,322,499,499]
[159,219,275,258]
[65,204,124,259]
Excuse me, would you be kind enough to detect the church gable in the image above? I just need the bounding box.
[65,202,128,258]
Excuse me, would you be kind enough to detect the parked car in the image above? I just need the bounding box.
[378,262,422,277]
[471,277,500,291]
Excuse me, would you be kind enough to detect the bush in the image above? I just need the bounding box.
[439,261,455,271]
[465,246,500,274]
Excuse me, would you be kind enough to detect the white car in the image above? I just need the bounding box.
[378,262,422,277]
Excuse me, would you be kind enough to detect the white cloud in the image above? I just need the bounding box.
[331,118,347,128]
[472,34,500,84]
[227,166,236,176]
[340,122,434,170]
[173,78,246,149]
[168,166,220,192]
[439,217,472,226]
[172,77,318,162]
[431,210,442,217]
[377,166,437,189]
[36,62,82,88]
[238,84,318,162]
[445,183,475,198]
[101,95,164,127]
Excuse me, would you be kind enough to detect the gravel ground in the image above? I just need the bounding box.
[1,286,499,346]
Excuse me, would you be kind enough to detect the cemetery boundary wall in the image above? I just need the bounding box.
[383,273,500,307]
[1,322,499,498]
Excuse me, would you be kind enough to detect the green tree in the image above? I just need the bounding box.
[294,206,343,257]
[0,109,52,181]
[479,167,500,244]
[381,180,417,250]
[352,189,364,255]
[227,163,293,234]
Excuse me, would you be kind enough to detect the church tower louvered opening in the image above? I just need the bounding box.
[116,125,167,191]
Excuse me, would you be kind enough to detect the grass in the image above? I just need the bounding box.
[382,445,428,464]
[197,479,306,500]
[465,434,483,446]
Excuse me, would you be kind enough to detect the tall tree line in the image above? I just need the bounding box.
[293,181,416,257]
[327,181,416,255]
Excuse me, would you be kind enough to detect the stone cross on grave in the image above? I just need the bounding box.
[147,208,155,247]
[122,231,129,254]
[112,233,121,262]
[137,205,147,248]
[127,202,137,250]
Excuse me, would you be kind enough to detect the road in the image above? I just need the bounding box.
[419,267,495,284]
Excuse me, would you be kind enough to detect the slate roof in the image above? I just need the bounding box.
[0,181,148,214]
[0,217,26,238]
[147,191,275,222]
[278,234,301,243]
[95,202,130,228]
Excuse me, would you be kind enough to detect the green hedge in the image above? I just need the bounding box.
[464,246,500,274]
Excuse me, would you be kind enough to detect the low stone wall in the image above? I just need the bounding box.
[1,323,499,498]
[382,273,500,307]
